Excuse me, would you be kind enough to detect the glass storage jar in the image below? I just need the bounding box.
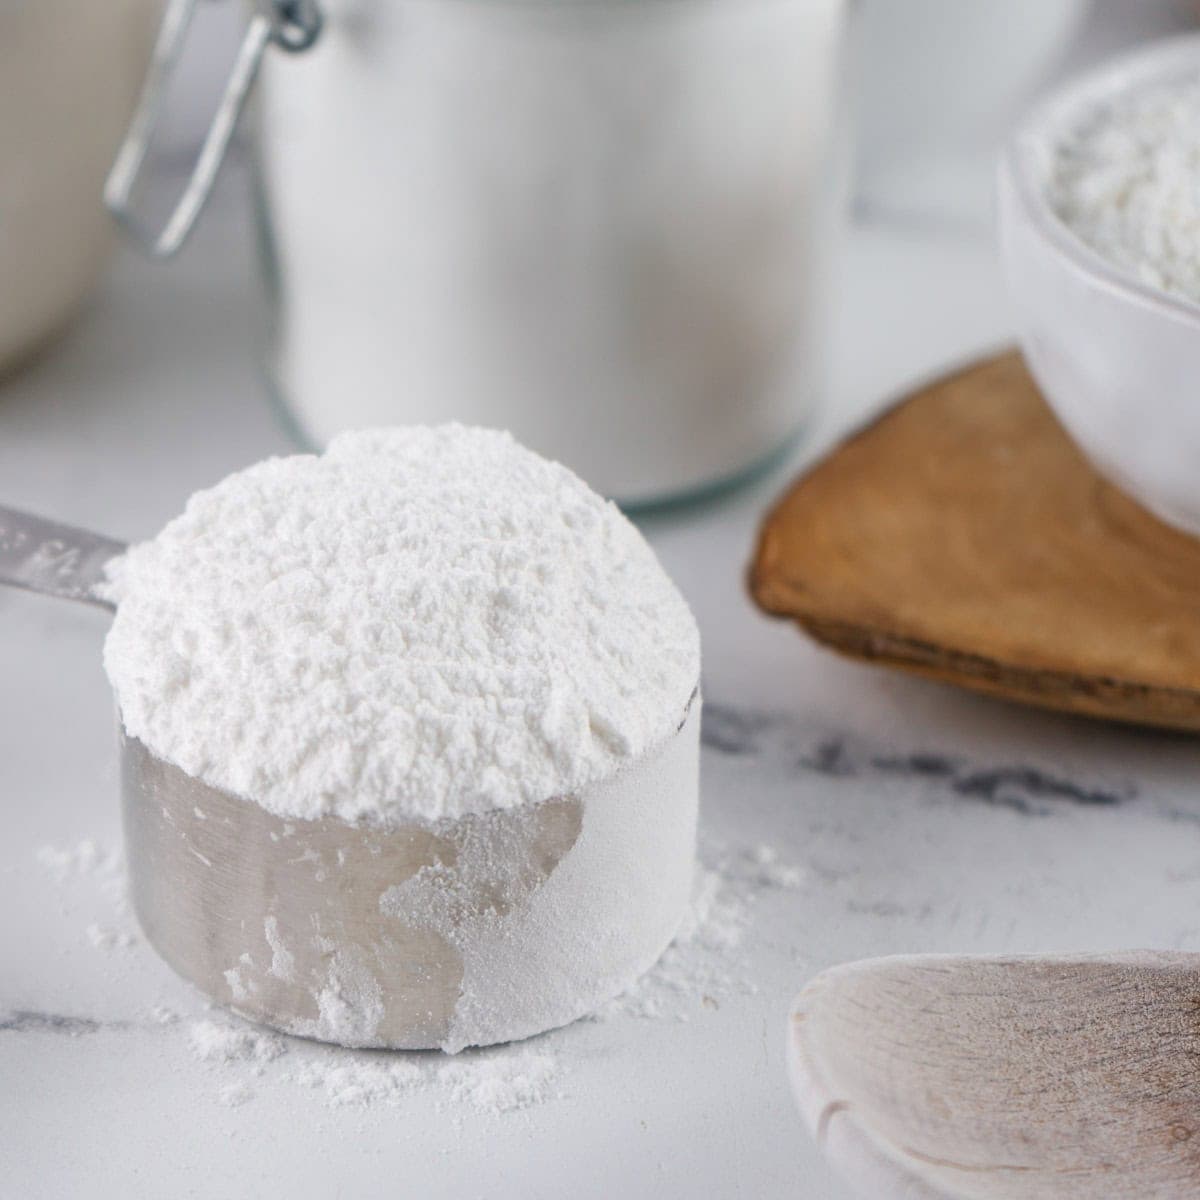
[120,0,846,507]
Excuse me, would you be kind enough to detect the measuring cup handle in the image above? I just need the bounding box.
[0,506,127,611]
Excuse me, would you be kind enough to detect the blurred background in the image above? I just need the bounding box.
[4,0,1198,515]
[143,0,1198,226]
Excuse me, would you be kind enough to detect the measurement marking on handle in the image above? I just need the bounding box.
[0,505,127,610]
[27,540,86,583]
[0,523,29,553]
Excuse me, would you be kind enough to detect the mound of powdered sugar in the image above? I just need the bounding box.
[1046,72,1200,303]
[102,426,699,824]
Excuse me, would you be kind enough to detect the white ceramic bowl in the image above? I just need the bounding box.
[998,34,1200,537]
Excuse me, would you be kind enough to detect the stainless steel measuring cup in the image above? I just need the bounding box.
[0,504,700,1050]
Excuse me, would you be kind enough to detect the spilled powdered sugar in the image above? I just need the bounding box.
[184,1019,286,1109]
[440,1052,562,1115]
[598,838,805,1022]
[741,843,806,891]
[165,836,801,1114]
[36,840,122,888]
[188,1019,287,1072]
[219,1082,257,1109]
[287,1048,562,1115]
[86,923,136,952]
[32,832,801,1118]
[289,1056,425,1108]
[35,839,135,943]
[186,1013,563,1116]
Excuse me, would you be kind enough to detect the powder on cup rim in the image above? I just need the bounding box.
[102,425,700,826]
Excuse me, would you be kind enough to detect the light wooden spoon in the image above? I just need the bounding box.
[788,952,1200,1199]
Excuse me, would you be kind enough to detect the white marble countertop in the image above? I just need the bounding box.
[6,140,1200,1199]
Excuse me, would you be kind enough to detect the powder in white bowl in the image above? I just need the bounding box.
[102,425,699,825]
[1046,72,1200,304]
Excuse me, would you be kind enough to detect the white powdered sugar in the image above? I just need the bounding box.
[219,1082,256,1108]
[36,840,121,885]
[86,923,135,952]
[289,1056,425,1108]
[188,1012,563,1117]
[101,425,699,825]
[1047,72,1200,303]
[188,1019,287,1072]
[35,839,132,928]
[598,838,805,1022]
[439,1052,562,1115]
[288,1048,561,1116]
[23,828,792,1119]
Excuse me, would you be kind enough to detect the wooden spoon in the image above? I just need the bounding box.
[788,952,1200,1199]
[749,351,1200,733]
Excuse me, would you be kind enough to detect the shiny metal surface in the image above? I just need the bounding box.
[122,730,471,1047]
[121,694,700,1050]
[0,505,124,609]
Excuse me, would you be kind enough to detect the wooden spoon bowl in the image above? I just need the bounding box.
[751,351,1200,732]
[789,951,1200,1199]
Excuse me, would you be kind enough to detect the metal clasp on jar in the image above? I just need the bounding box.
[105,0,322,258]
